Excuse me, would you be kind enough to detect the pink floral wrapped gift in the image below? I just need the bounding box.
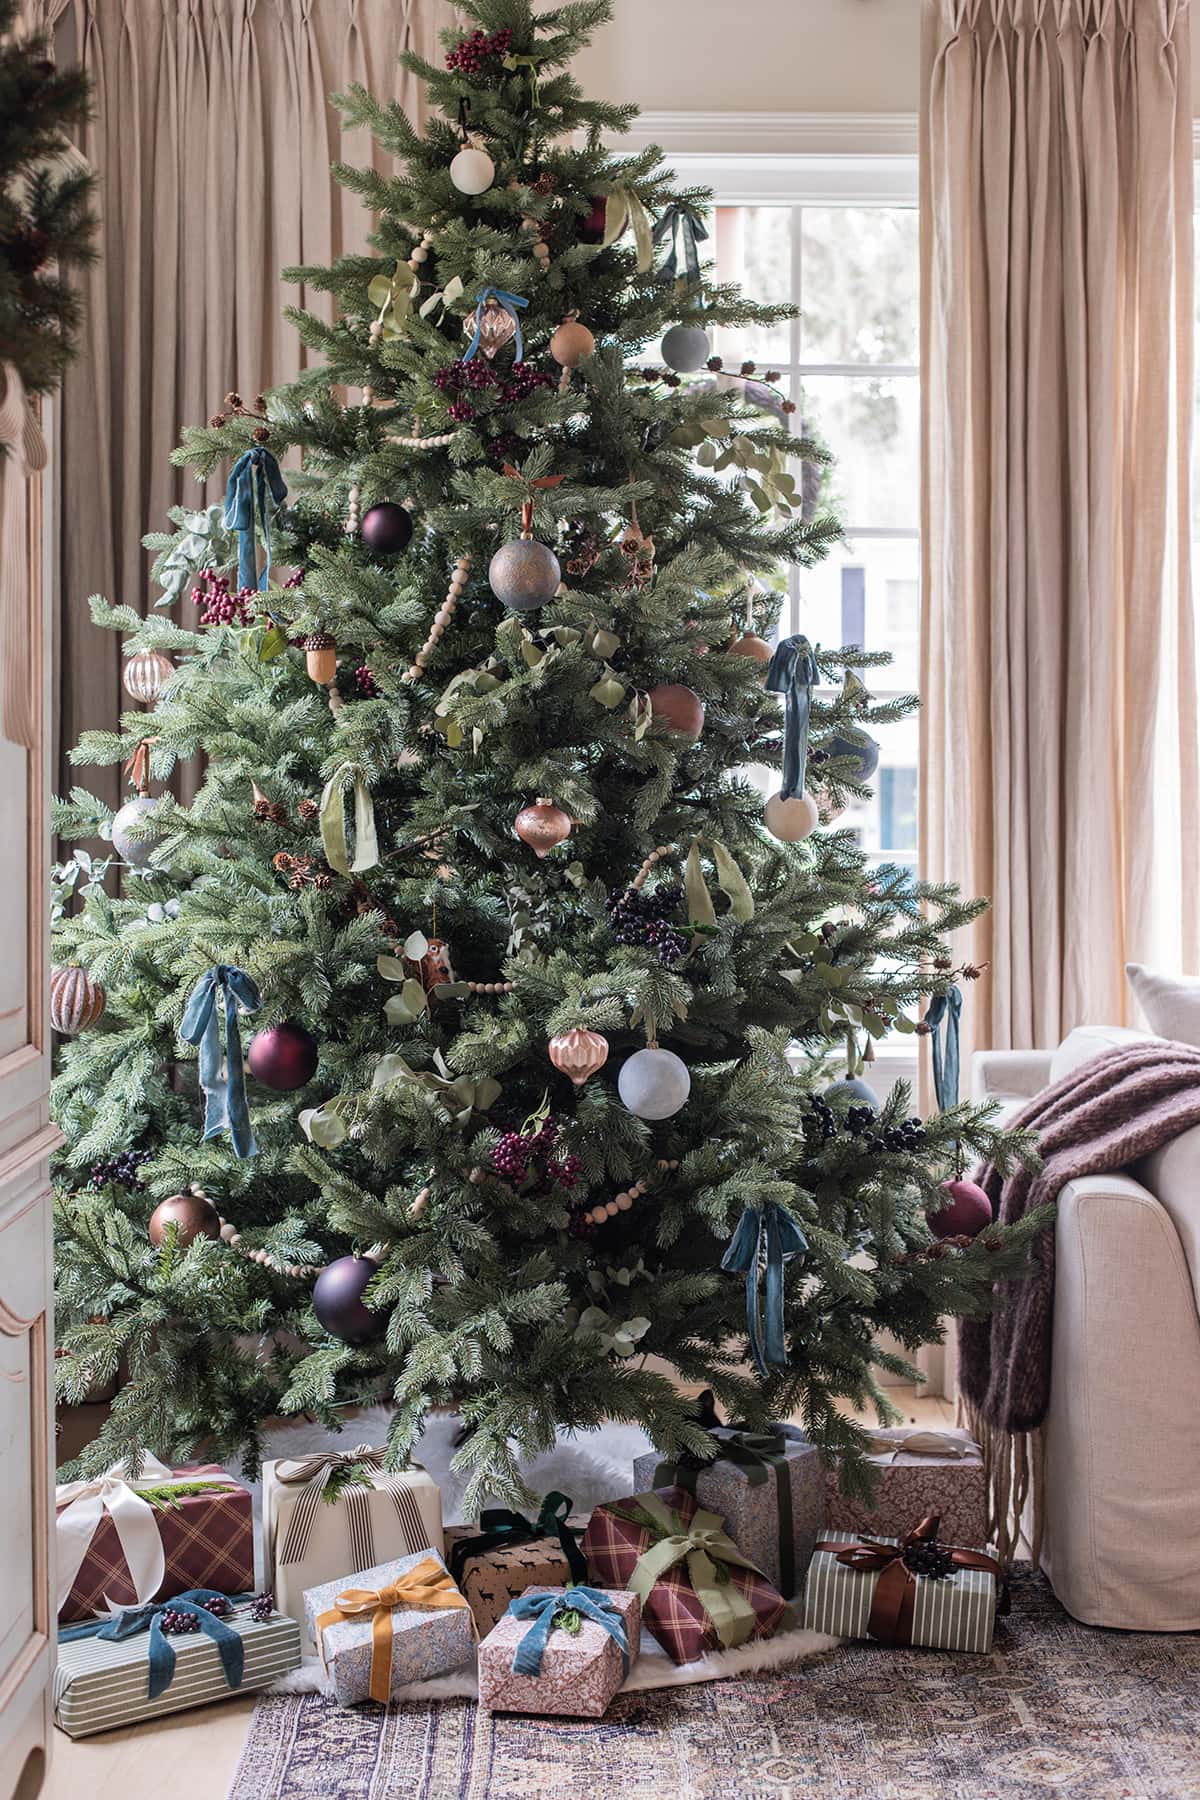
[478,1586,641,1717]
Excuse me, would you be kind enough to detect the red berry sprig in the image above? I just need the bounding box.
[491,1117,582,1193]
[191,568,257,627]
[445,25,513,75]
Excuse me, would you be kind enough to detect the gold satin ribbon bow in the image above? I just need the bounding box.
[315,1557,470,1704]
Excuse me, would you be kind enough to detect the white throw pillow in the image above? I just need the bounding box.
[1125,963,1200,1046]
[1049,1023,1155,1083]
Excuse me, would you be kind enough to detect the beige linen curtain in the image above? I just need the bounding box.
[920,0,1198,1061]
[25,0,457,805]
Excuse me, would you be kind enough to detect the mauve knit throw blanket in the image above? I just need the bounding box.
[958,1040,1200,1558]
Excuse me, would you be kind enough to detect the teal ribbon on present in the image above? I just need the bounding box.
[721,1203,808,1377]
[764,635,819,801]
[462,287,529,363]
[223,447,287,592]
[652,202,709,284]
[59,1589,246,1701]
[180,964,262,1160]
[651,1427,798,1596]
[508,1585,629,1678]
[926,983,963,1112]
[449,1491,587,1586]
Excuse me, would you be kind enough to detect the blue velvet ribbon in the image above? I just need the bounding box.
[508,1585,629,1678]
[449,1491,587,1586]
[462,287,528,364]
[926,983,963,1112]
[652,203,709,284]
[764,635,819,802]
[223,447,288,592]
[721,1203,809,1377]
[59,1589,246,1701]
[180,965,262,1160]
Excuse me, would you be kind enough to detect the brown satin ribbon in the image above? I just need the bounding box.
[123,738,158,797]
[816,1513,1009,1647]
[314,1556,471,1704]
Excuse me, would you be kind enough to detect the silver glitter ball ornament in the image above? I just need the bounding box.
[488,538,561,612]
[111,794,163,868]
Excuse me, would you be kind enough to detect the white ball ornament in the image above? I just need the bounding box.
[449,145,495,196]
[764,791,819,842]
[111,794,164,867]
[661,323,711,373]
[618,1047,691,1121]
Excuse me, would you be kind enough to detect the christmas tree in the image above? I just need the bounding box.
[52,0,1040,1508]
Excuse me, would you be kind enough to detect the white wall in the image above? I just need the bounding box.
[570,0,921,116]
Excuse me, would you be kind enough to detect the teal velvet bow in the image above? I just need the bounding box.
[721,1203,809,1376]
[764,635,819,802]
[652,203,709,284]
[180,964,262,1160]
[224,446,287,592]
[449,1490,586,1585]
[462,287,528,364]
[59,1589,245,1701]
[926,983,963,1111]
[508,1585,628,1678]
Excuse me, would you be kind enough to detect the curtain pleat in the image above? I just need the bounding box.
[920,0,1197,1067]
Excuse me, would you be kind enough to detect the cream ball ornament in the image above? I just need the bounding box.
[449,143,495,196]
[618,1047,691,1121]
[764,791,819,842]
[112,794,163,867]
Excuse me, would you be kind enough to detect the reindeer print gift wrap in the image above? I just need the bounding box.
[444,1492,589,1634]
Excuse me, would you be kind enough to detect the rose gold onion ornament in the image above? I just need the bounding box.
[548,1028,609,1086]
[514,797,572,858]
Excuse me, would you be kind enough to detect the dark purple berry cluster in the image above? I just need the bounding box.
[487,431,528,468]
[902,1538,956,1581]
[354,664,379,697]
[500,362,555,402]
[806,1092,926,1154]
[249,1592,275,1623]
[201,1594,231,1616]
[88,1148,151,1190]
[491,1118,582,1193]
[445,24,513,74]
[435,360,497,395]
[158,1607,202,1635]
[191,568,257,626]
[607,883,687,965]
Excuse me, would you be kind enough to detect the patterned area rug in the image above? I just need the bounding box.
[228,1571,1200,1799]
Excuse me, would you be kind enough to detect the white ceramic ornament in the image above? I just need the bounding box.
[618,1047,691,1121]
[450,144,495,196]
[764,791,819,842]
[111,794,163,867]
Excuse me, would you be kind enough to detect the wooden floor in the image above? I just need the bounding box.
[43,1387,955,1800]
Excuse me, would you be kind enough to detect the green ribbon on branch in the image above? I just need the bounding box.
[651,1427,796,1596]
[609,1493,765,1650]
[320,764,379,876]
[602,187,653,273]
[684,837,755,929]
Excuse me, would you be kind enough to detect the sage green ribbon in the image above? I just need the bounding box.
[609,1494,766,1650]
[602,186,653,272]
[319,764,379,876]
[650,1428,797,1597]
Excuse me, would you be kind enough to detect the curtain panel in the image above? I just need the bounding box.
[920,0,1198,1060]
[25,0,458,805]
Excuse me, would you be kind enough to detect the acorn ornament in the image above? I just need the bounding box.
[361,502,413,555]
[123,649,174,705]
[515,798,572,858]
[304,632,337,684]
[618,1046,691,1120]
[764,791,819,842]
[149,1189,221,1249]
[50,964,107,1034]
[648,683,705,741]
[549,1028,609,1087]
[247,1020,320,1091]
[661,322,711,373]
[929,1178,993,1240]
[313,1253,383,1345]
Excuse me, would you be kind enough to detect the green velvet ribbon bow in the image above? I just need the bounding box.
[449,1491,587,1586]
[609,1493,767,1650]
[650,1427,797,1596]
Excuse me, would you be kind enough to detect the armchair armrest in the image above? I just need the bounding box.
[969,1048,1053,1105]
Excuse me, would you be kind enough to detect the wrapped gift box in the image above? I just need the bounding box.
[54,1595,300,1739]
[263,1447,443,1651]
[802,1523,1004,1653]
[444,1496,588,1634]
[580,1486,790,1665]
[304,1548,473,1706]
[824,1428,987,1550]
[633,1425,823,1597]
[55,1456,254,1623]
[478,1586,640,1717]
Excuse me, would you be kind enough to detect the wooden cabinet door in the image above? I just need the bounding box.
[0,383,61,1800]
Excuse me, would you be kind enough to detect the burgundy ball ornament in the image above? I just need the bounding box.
[648,683,705,741]
[247,1020,319,1092]
[929,1178,994,1240]
[313,1254,383,1345]
[149,1191,221,1249]
[489,537,561,611]
[361,503,414,556]
[661,323,711,373]
[577,196,608,244]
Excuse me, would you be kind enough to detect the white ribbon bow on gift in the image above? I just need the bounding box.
[864,1429,973,1465]
[54,1454,234,1616]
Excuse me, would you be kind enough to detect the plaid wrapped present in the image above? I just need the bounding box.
[580,1486,790,1665]
[824,1428,987,1550]
[444,1493,589,1634]
[633,1424,823,1597]
[478,1585,640,1717]
[802,1514,1007,1653]
[55,1455,254,1624]
[304,1548,474,1706]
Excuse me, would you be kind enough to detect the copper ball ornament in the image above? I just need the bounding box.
[50,964,107,1034]
[648,683,705,741]
[548,1028,609,1086]
[313,1254,383,1345]
[515,799,572,858]
[929,1178,993,1240]
[764,791,819,842]
[111,794,163,868]
[488,538,561,612]
[549,317,595,368]
[247,1021,320,1091]
[661,323,711,373]
[123,649,175,705]
[449,144,495,195]
[728,633,772,666]
[361,502,413,556]
[149,1190,221,1248]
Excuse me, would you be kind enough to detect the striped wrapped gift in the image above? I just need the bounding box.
[54,1601,301,1739]
[803,1530,1002,1654]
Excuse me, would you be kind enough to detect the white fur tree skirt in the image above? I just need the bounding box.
[226,1406,838,1698]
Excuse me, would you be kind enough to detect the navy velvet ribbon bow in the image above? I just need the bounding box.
[462,287,529,364]
[652,203,709,284]
[59,1589,245,1700]
[449,1491,587,1586]
[507,1585,629,1678]
[180,964,262,1160]
[721,1203,809,1376]
[764,635,819,802]
[224,446,287,592]
[926,983,963,1111]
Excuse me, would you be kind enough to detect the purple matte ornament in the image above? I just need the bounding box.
[929,1178,993,1240]
[247,1021,319,1091]
[312,1255,382,1344]
[361,503,414,555]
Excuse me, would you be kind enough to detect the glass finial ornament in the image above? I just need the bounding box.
[548,1028,609,1086]
[618,1046,691,1120]
[515,797,572,858]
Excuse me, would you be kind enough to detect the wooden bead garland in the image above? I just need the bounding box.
[629,844,675,893]
[402,552,472,683]
[582,1159,679,1227]
[168,1182,322,1277]
[464,979,516,995]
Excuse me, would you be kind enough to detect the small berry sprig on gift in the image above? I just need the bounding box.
[88,1148,151,1191]
[249,1592,275,1623]
[191,568,258,627]
[491,1101,582,1194]
[606,882,687,966]
[445,24,513,74]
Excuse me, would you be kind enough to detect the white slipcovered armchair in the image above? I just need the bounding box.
[972,1025,1200,1630]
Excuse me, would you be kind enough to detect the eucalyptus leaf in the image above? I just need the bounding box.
[684,841,718,929]
[298,1107,348,1149]
[377,954,407,982]
[403,931,429,961]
